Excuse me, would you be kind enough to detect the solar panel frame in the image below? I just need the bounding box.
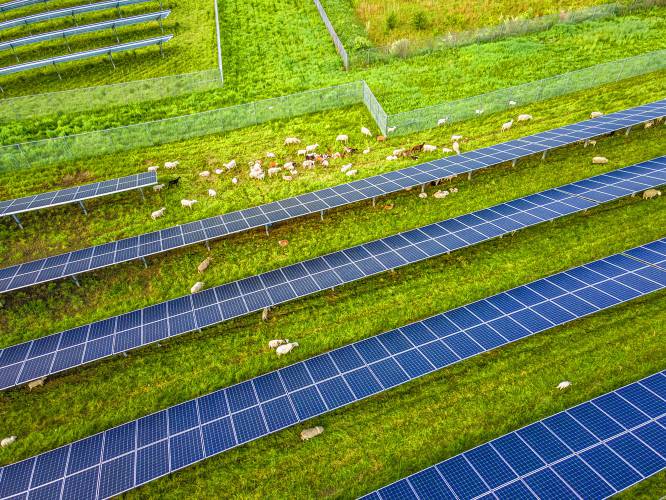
[0,172,157,218]
[0,35,174,76]
[1,99,664,295]
[0,241,663,499]
[0,0,48,13]
[0,158,664,390]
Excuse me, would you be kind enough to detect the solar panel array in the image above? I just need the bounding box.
[0,172,157,218]
[0,11,171,53]
[0,35,173,76]
[0,0,154,31]
[363,371,666,500]
[1,99,664,294]
[0,158,664,390]
[0,0,48,13]
[0,239,664,499]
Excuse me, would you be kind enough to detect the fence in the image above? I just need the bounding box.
[312,0,348,70]
[213,0,224,81]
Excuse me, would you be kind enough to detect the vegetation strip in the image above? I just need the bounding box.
[0,157,664,390]
[0,239,663,498]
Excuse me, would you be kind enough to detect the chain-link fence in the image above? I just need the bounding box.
[387,49,666,136]
[312,0,348,70]
[0,81,364,170]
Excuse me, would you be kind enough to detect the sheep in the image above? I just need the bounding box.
[198,257,212,273]
[442,147,452,153]
[276,342,299,355]
[224,159,237,170]
[148,165,159,172]
[644,120,654,129]
[249,162,265,180]
[164,161,180,169]
[422,144,437,152]
[300,426,324,441]
[208,189,217,197]
[266,152,276,158]
[268,339,287,349]
[475,109,484,115]
[450,187,459,193]
[306,144,319,152]
[584,140,596,148]
[517,114,532,122]
[282,175,293,181]
[387,126,397,133]
[214,168,223,175]
[168,177,181,187]
[302,160,315,169]
[332,152,342,159]
[508,100,517,106]
[361,126,372,136]
[278,240,289,247]
[27,377,46,390]
[284,137,301,145]
[151,207,166,220]
[418,192,427,199]
[1,436,17,448]
[321,159,330,167]
[592,156,608,164]
[199,170,211,178]
[341,163,353,173]
[451,134,463,141]
[363,148,371,154]
[231,177,238,184]
[443,175,457,181]
[386,155,398,161]
[297,149,307,156]
[153,184,165,192]
[434,190,449,199]
[190,282,204,294]
[643,188,661,200]
[437,118,447,126]
[336,134,349,143]
[181,199,198,208]
[452,141,461,154]
[345,169,357,177]
[284,161,295,170]
[393,148,405,156]
[557,381,571,390]
[501,120,514,132]
[590,111,603,118]
[268,167,282,177]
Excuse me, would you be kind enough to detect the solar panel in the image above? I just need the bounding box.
[363,371,666,500]
[0,0,154,31]
[0,35,173,76]
[0,158,664,390]
[0,11,171,53]
[0,240,663,499]
[0,0,48,14]
[0,172,157,228]
[1,100,663,294]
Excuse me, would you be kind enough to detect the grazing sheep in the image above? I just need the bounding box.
[557,381,571,390]
[208,189,217,197]
[167,177,181,187]
[590,111,603,119]
[592,156,608,164]
[279,239,289,247]
[306,144,319,152]
[284,137,301,145]
[517,114,532,122]
[434,190,449,199]
[181,199,198,208]
[302,160,315,169]
[451,134,463,141]
[418,192,427,199]
[199,170,211,177]
[164,161,180,169]
[269,339,287,349]
[437,118,447,126]
[262,307,270,322]
[214,168,223,175]
[376,135,386,142]
[442,147,453,154]
[224,159,237,170]
[282,175,293,181]
[443,175,457,181]
[276,342,299,356]
[452,141,460,154]
[422,144,437,152]
[644,120,654,129]
[363,148,371,154]
[336,134,349,143]
[386,155,398,161]
[475,109,484,115]
[148,165,159,172]
[501,120,514,132]
[249,163,265,180]
[268,167,282,177]
[151,207,166,220]
[1,436,17,448]
[297,149,307,156]
[509,100,517,106]
[190,282,204,294]
[345,169,357,177]
[643,188,661,200]
[27,377,46,390]
[361,126,372,136]
[231,177,238,184]
[321,159,329,167]
[266,152,276,158]
[153,184,165,192]
[387,126,397,133]
[284,161,295,170]
[332,152,342,159]
[300,426,324,441]
[450,187,459,193]
[341,163,353,173]
[198,256,212,273]
[393,148,405,156]
[584,140,596,148]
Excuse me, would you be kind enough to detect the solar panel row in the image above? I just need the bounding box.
[0,0,154,31]
[363,371,666,500]
[1,99,663,294]
[0,239,663,499]
[0,0,48,13]
[0,11,171,53]
[0,35,173,76]
[0,157,664,391]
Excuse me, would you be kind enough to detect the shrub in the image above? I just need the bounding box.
[389,38,411,57]
[385,12,398,31]
[353,36,373,50]
[412,11,429,31]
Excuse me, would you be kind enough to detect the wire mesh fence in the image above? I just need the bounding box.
[312,0,348,70]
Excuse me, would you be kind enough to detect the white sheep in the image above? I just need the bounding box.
[266,152,276,158]
[393,148,405,156]
[501,120,514,132]
[190,282,204,294]
[422,144,437,152]
[208,189,217,197]
[345,169,357,177]
[153,184,165,192]
[387,126,397,133]
[386,155,398,161]
[306,144,319,152]
[224,159,237,170]
[148,165,159,172]
[249,163,265,180]
[644,120,654,129]
[557,381,571,390]
[340,163,353,173]
[434,190,449,199]
[450,187,459,193]
[590,111,603,119]
[27,377,46,390]
[268,167,282,177]
[361,126,372,136]
[451,134,463,141]
[584,140,596,148]
[268,339,288,349]
[643,188,661,200]
[282,175,293,181]
[452,141,461,154]
[151,207,166,220]
[198,257,212,273]
[336,134,349,143]
[418,192,427,199]
[509,100,517,106]
[592,156,608,164]
[297,149,307,156]
[231,177,238,184]
[284,161,295,170]
[517,114,532,122]
[302,160,315,169]
[300,426,324,441]
[475,109,484,115]
[363,148,371,154]
[181,199,198,209]
[321,159,329,167]
[276,342,299,356]
[284,137,301,145]
[164,161,180,169]
[1,436,17,448]
[442,147,453,153]
[199,170,211,178]
[437,118,447,126]
[214,168,223,175]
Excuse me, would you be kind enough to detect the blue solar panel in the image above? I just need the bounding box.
[2,99,664,294]
[1,159,665,389]
[0,0,48,13]
[364,370,666,500]
[0,240,663,499]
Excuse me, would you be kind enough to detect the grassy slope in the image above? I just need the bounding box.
[0,0,216,97]
[2,7,666,144]
[0,78,664,497]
